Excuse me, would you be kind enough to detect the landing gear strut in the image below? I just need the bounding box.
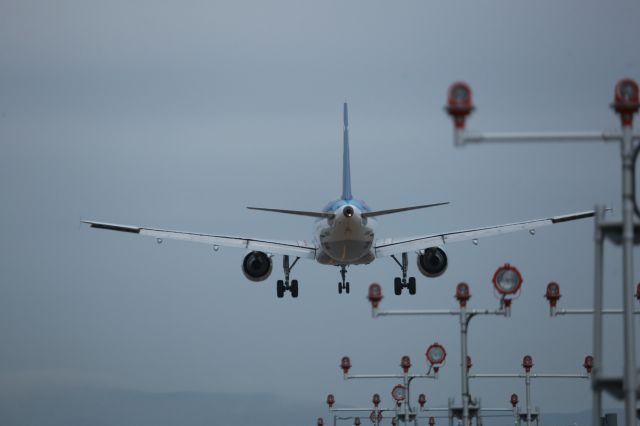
[338,265,350,294]
[277,255,300,298]
[391,252,416,295]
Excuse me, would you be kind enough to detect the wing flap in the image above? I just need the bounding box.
[375,210,595,258]
[83,220,316,259]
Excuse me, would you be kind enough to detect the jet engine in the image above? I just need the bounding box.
[417,247,448,278]
[242,251,273,282]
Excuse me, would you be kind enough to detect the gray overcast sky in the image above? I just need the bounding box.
[1,0,640,417]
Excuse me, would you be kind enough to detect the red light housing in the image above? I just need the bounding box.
[418,393,427,408]
[426,342,447,366]
[446,82,474,129]
[354,417,361,426]
[545,282,561,307]
[400,355,412,373]
[391,384,407,402]
[522,355,533,373]
[429,417,435,426]
[326,394,335,408]
[368,283,383,308]
[318,418,325,426]
[455,282,471,307]
[492,264,523,295]
[341,356,352,375]
[612,79,640,126]
[584,355,594,374]
[510,393,519,408]
[372,393,381,408]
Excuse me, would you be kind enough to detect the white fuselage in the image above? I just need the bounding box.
[315,204,377,266]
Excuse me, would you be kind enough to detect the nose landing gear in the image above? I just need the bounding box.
[277,255,300,298]
[391,252,417,295]
[338,265,350,294]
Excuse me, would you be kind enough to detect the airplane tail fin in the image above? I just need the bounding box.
[341,102,352,200]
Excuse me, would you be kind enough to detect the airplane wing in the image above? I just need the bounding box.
[374,210,595,258]
[81,220,317,259]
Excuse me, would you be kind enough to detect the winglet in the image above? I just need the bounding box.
[81,220,141,234]
[550,210,596,224]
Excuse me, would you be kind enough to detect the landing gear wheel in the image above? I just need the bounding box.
[394,277,402,295]
[277,280,285,298]
[277,255,301,299]
[408,277,417,295]
[391,253,412,296]
[338,265,349,295]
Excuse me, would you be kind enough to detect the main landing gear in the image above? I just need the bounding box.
[277,255,300,298]
[391,252,416,295]
[338,265,350,294]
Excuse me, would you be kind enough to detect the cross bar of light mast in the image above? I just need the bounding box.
[554,308,640,315]
[455,130,634,145]
[469,373,589,379]
[345,373,437,380]
[373,308,506,317]
[330,408,395,413]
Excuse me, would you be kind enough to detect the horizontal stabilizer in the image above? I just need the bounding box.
[362,202,450,218]
[247,207,335,219]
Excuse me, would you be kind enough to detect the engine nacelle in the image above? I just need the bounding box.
[242,251,273,282]
[417,247,448,278]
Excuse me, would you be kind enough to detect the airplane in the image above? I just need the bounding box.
[83,103,596,298]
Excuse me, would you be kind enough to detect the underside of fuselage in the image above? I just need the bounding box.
[315,202,376,265]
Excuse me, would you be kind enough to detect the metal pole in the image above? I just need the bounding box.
[460,308,469,426]
[525,371,531,426]
[592,205,605,426]
[621,123,637,426]
[404,372,409,426]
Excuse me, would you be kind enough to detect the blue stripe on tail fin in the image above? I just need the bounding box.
[341,102,352,200]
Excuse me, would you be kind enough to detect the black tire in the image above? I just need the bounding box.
[338,282,343,294]
[345,282,350,294]
[394,277,402,296]
[291,280,299,298]
[277,280,285,298]
[408,277,417,295]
